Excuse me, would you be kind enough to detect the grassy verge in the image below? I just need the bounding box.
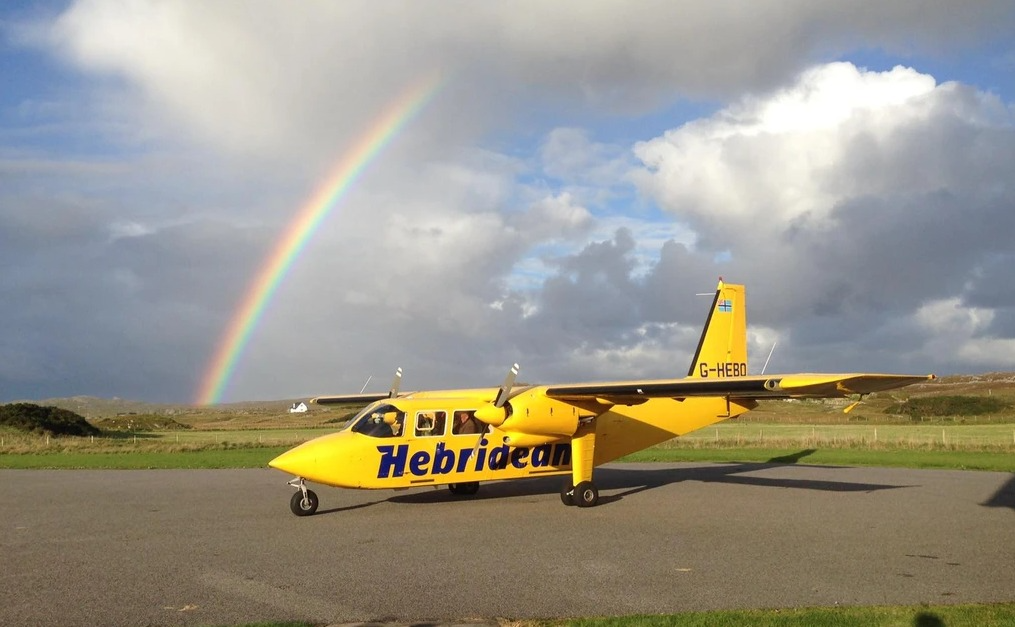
[621,446,1015,472]
[0,446,289,469]
[540,602,1015,626]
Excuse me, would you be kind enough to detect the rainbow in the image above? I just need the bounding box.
[195,74,443,405]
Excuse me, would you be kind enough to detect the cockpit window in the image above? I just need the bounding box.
[350,404,406,438]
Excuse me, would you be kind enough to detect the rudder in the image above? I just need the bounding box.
[687,280,748,378]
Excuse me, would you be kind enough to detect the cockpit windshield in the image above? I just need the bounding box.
[349,403,406,438]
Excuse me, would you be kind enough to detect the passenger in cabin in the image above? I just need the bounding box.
[415,411,447,437]
[432,410,446,435]
[452,410,480,435]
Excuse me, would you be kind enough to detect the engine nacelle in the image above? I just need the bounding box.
[499,431,565,448]
[496,390,580,446]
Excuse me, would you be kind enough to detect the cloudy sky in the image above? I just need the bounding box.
[2,1,1014,404]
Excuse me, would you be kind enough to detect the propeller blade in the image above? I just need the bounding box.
[470,425,491,465]
[469,363,519,465]
[493,363,519,408]
[387,367,403,398]
[475,363,519,428]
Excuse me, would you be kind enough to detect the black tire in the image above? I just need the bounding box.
[449,482,480,496]
[560,481,575,506]
[290,489,319,516]
[574,481,598,508]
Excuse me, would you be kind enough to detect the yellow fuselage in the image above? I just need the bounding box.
[268,390,754,490]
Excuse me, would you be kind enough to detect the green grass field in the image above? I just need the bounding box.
[543,602,1015,627]
[222,602,1015,627]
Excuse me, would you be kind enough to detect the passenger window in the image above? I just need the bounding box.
[451,410,481,435]
[415,411,446,437]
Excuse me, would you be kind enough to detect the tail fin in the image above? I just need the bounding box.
[687,280,748,378]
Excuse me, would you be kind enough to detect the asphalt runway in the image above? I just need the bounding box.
[1,463,1013,626]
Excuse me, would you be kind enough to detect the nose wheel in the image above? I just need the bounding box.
[287,477,319,516]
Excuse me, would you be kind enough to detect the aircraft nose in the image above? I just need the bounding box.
[268,441,321,478]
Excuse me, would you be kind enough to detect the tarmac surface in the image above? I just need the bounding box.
[1,463,1013,626]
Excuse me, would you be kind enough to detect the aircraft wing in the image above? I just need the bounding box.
[311,393,391,405]
[544,373,935,405]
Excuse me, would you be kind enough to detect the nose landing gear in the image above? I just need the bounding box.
[287,477,319,516]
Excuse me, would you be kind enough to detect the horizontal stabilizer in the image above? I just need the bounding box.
[546,373,936,406]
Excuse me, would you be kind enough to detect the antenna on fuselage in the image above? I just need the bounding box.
[359,376,373,394]
[696,276,724,296]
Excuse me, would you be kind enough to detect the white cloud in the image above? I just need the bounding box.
[41,1,1015,163]
[632,62,1015,327]
[914,299,1015,370]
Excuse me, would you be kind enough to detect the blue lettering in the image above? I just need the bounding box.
[510,447,529,469]
[409,450,431,476]
[433,442,455,475]
[379,441,577,479]
[487,445,510,470]
[377,444,408,478]
[551,443,571,467]
[473,446,487,471]
[531,444,551,467]
[456,448,473,472]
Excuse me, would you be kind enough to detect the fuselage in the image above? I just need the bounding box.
[268,388,755,489]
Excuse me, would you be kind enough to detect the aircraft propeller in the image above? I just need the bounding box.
[470,363,519,464]
[388,367,403,398]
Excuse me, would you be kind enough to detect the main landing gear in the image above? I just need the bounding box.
[288,477,319,516]
[562,422,600,507]
[560,480,599,507]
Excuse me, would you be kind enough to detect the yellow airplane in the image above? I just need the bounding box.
[269,280,935,515]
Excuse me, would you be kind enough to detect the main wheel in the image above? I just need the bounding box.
[560,481,575,506]
[573,481,598,508]
[289,489,319,516]
[449,481,480,496]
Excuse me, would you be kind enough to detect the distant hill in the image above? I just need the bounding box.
[12,395,305,419]
[0,403,100,437]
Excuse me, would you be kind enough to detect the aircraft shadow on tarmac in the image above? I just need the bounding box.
[377,450,914,509]
[982,473,1015,512]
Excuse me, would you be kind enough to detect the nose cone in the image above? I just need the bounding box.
[268,439,321,478]
[269,430,352,484]
[474,403,507,427]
